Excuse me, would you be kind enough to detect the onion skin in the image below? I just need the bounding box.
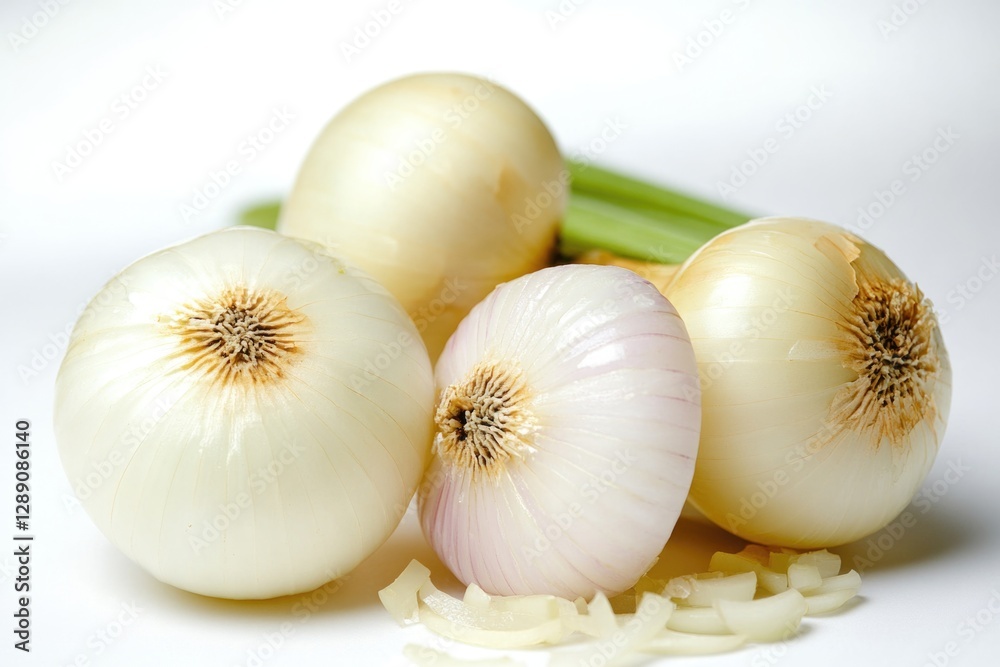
[279,72,566,361]
[664,217,952,548]
[419,264,701,600]
[54,227,434,599]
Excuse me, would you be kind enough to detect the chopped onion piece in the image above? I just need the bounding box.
[715,589,808,642]
[709,552,788,594]
[803,589,858,615]
[402,645,526,667]
[767,551,797,573]
[418,601,565,649]
[383,550,861,658]
[464,583,492,609]
[795,550,842,578]
[629,594,676,646]
[550,594,674,667]
[666,606,731,635]
[809,569,862,594]
[787,563,823,591]
[641,629,747,655]
[378,559,431,626]
[672,571,758,607]
[587,592,619,637]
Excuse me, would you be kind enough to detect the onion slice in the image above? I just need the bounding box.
[379,559,431,625]
[379,547,862,658]
[715,589,809,641]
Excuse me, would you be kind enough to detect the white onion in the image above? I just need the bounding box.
[417,264,701,600]
[665,217,952,547]
[54,227,434,599]
[279,72,566,360]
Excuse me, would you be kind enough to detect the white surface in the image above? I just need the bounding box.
[2,0,999,665]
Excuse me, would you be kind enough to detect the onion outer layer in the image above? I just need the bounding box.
[54,227,434,599]
[279,72,566,361]
[419,264,701,600]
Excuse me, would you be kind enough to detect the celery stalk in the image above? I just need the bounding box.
[561,160,753,262]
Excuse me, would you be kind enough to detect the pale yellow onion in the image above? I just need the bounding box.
[55,227,434,599]
[665,217,952,548]
[279,72,566,360]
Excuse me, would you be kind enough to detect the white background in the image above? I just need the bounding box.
[2,0,999,665]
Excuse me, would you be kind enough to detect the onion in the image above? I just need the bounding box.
[279,72,566,360]
[380,545,860,659]
[664,217,952,547]
[418,264,701,600]
[54,227,434,599]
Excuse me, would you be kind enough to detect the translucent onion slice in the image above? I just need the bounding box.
[379,559,430,625]
[769,549,842,578]
[787,563,823,591]
[549,593,674,667]
[715,589,809,641]
[709,551,789,594]
[666,606,731,635]
[563,592,618,638]
[669,571,758,606]
[803,589,859,615]
[380,550,862,658]
[808,569,862,594]
[793,550,842,578]
[418,602,565,649]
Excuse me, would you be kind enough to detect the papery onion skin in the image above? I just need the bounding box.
[278,72,566,361]
[665,217,952,548]
[419,264,701,600]
[54,227,434,599]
